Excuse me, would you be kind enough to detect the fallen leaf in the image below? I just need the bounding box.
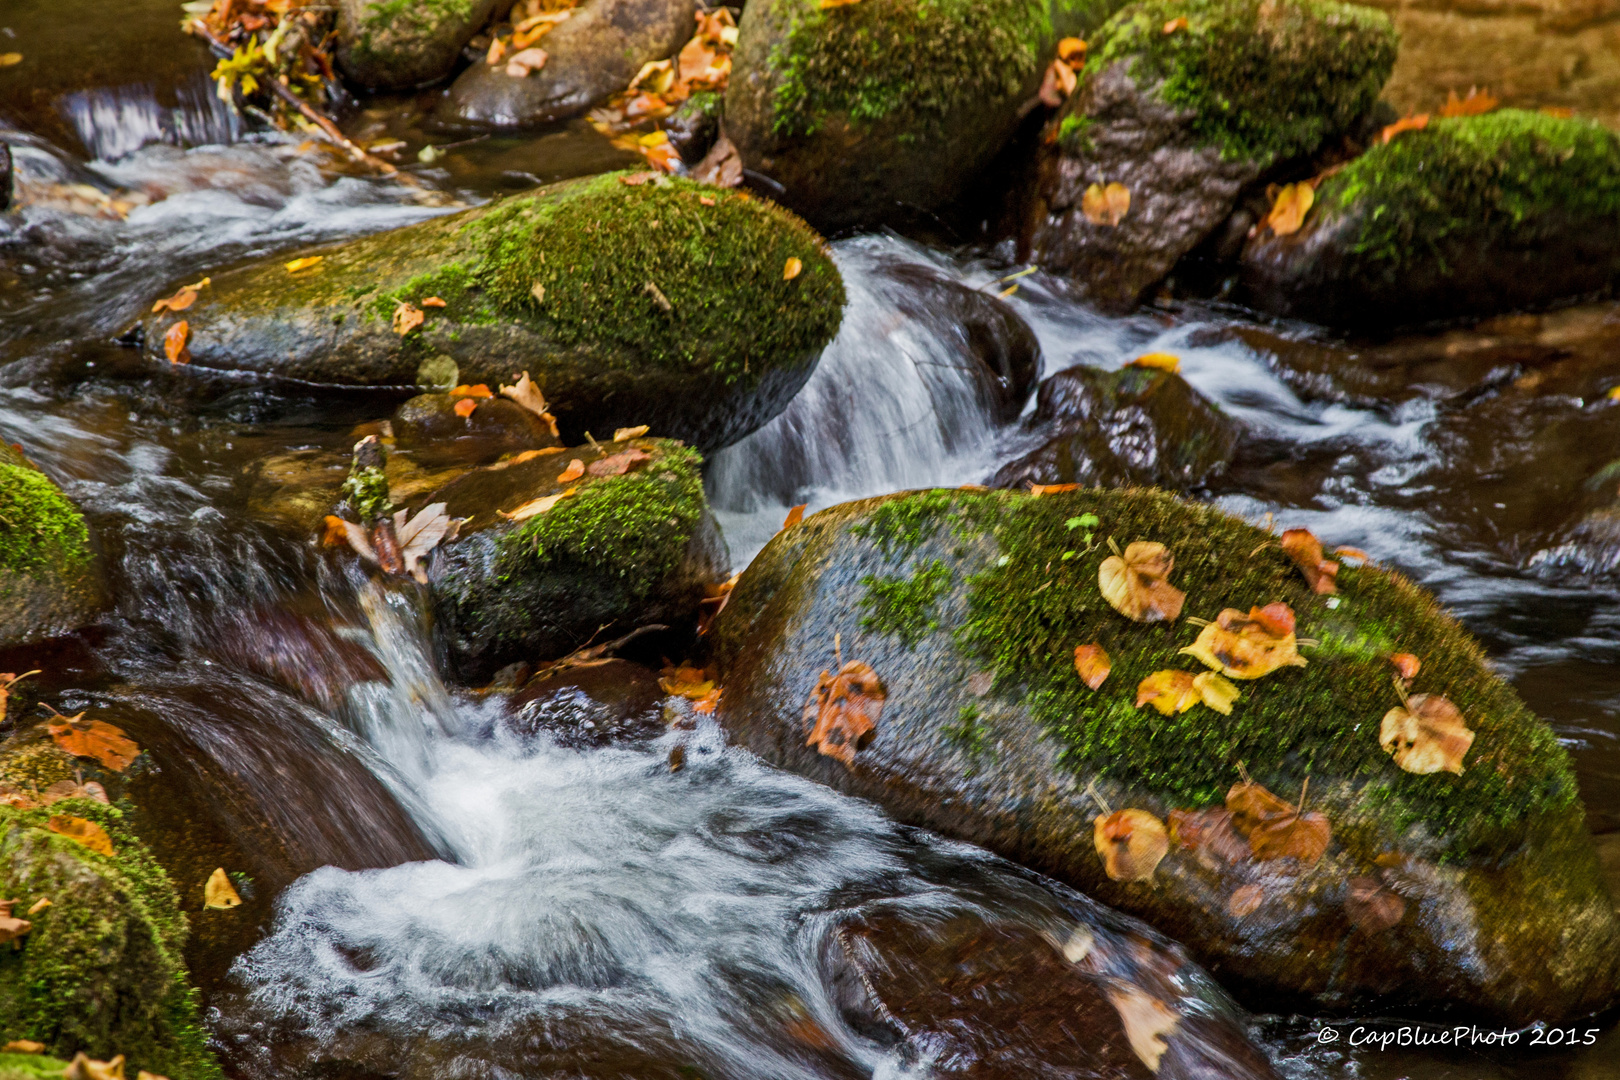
[628,58,675,94]
[0,53,22,67]
[486,36,508,64]
[1074,643,1111,689]
[804,661,885,767]
[151,286,199,313]
[1136,670,1201,715]
[645,281,673,311]
[47,815,115,857]
[420,296,446,308]
[26,897,50,915]
[392,301,425,336]
[489,448,565,470]
[557,459,585,482]
[505,46,548,77]
[531,280,546,302]
[1380,113,1429,144]
[619,171,658,186]
[164,320,191,365]
[781,504,807,530]
[820,0,862,8]
[692,135,742,186]
[1390,652,1421,680]
[1264,181,1314,237]
[1227,882,1265,918]
[64,1054,125,1080]
[1280,528,1339,594]
[42,779,109,806]
[138,1072,172,1080]
[0,899,31,946]
[1093,808,1170,882]
[1167,807,1250,863]
[1439,86,1497,118]
[1129,352,1180,372]
[46,713,141,771]
[205,867,243,909]
[1226,779,1295,831]
[1163,15,1188,32]
[1227,779,1330,865]
[2,1040,44,1053]
[0,670,37,727]
[284,256,323,272]
[1345,875,1406,931]
[783,257,803,281]
[500,371,560,437]
[613,425,649,441]
[1180,603,1307,679]
[659,664,715,700]
[1192,670,1240,714]
[1057,36,1087,65]
[588,448,652,477]
[393,502,462,583]
[453,398,479,418]
[1541,106,1575,119]
[1038,57,1078,106]
[693,687,722,714]
[1380,694,1475,774]
[1105,984,1180,1073]
[1030,482,1080,496]
[1081,181,1130,226]
[325,516,376,563]
[498,486,577,522]
[699,195,716,206]
[1099,541,1185,622]
[450,384,493,399]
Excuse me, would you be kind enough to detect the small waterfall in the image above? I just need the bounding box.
[57,72,241,161]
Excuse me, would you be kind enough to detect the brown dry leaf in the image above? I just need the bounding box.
[1105,983,1180,1073]
[205,867,243,910]
[557,459,585,483]
[1129,352,1180,372]
[500,371,560,437]
[1390,652,1421,680]
[1163,15,1188,32]
[1073,643,1111,689]
[783,257,803,281]
[64,1054,125,1080]
[1093,809,1170,882]
[613,425,650,441]
[692,135,743,187]
[1439,86,1498,117]
[1279,527,1339,594]
[1226,780,1295,831]
[781,504,807,530]
[1038,57,1078,107]
[42,779,109,806]
[1192,671,1240,715]
[1180,603,1307,680]
[453,398,479,418]
[1135,670,1200,715]
[47,815,116,857]
[1029,482,1080,496]
[1167,807,1250,863]
[46,712,140,771]
[1264,181,1314,237]
[587,448,651,476]
[1380,113,1429,144]
[1227,779,1330,865]
[2,1040,45,1053]
[284,256,323,273]
[1099,541,1185,622]
[164,320,191,365]
[1081,182,1130,227]
[498,486,577,522]
[1380,694,1475,774]
[392,502,462,583]
[505,47,548,77]
[803,661,885,767]
[392,301,425,336]
[1345,875,1406,931]
[420,296,446,308]
[1227,882,1265,919]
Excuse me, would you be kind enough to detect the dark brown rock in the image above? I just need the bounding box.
[504,658,666,746]
[337,0,506,90]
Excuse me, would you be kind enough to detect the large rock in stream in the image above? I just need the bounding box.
[0,444,105,649]
[1023,0,1397,309]
[1241,110,1620,329]
[134,172,845,453]
[710,487,1620,1021]
[337,0,507,90]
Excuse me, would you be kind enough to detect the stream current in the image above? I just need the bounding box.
[4,10,1620,1077]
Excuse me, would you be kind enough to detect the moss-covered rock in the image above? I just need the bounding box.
[0,801,218,1079]
[336,0,502,90]
[709,487,1620,1021]
[1025,0,1397,308]
[1241,110,1620,328]
[0,445,104,649]
[725,0,1123,231]
[422,436,727,680]
[135,172,845,453]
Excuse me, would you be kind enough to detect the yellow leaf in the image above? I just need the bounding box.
[205,867,243,909]
[1380,694,1475,774]
[1264,181,1314,237]
[819,0,862,8]
[1093,808,1169,882]
[1192,671,1240,715]
[498,487,577,522]
[1136,670,1201,715]
[1099,541,1185,622]
[1180,603,1307,679]
[47,815,115,857]
[284,256,323,272]
[613,425,650,441]
[2,1040,44,1054]
[1073,643,1111,689]
[1081,181,1130,226]
[0,53,22,68]
[783,257,803,281]
[1129,352,1180,373]
[1057,36,1086,65]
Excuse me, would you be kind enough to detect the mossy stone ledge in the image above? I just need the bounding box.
[1241,109,1620,329]
[0,444,105,649]
[336,0,501,90]
[1025,0,1397,308]
[135,172,846,453]
[709,487,1620,1021]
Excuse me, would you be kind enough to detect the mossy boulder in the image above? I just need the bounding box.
[421,436,727,680]
[725,0,1123,232]
[1025,0,1397,308]
[1241,110,1620,329]
[0,445,105,649]
[0,801,218,1078]
[710,487,1620,1021]
[337,0,504,90]
[135,172,845,453]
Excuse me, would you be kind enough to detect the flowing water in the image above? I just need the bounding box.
[3,8,1620,1077]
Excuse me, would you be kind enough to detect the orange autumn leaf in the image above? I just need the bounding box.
[1439,86,1498,118]
[392,302,424,336]
[1380,693,1475,774]
[1029,483,1080,496]
[0,902,32,947]
[321,515,351,547]
[1226,778,1330,865]
[1038,57,1078,107]
[1280,527,1339,594]
[46,712,140,771]
[450,384,494,398]
[693,687,723,714]
[1136,670,1200,715]
[803,660,885,767]
[1163,15,1188,33]
[497,486,577,521]
[1264,181,1314,237]
[1129,352,1180,372]
[1081,182,1130,227]
[151,286,198,314]
[1074,643,1111,689]
[783,257,803,281]
[1380,113,1429,144]
[164,320,191,365]
[1180,603,1307,680]
[1099,541,1185,622]
[819,0,862,8]
[659,664,715,699]
[452,398,479,418]
[420,296,447,308]
[781,503,807,530]
[587,448,651,476]
[1390,652,1421,680]
[0,670,38,728]
[47,815,115,857]
[1093,808,1169,882]
[1057,36,1086,65]
[557,459,585,483]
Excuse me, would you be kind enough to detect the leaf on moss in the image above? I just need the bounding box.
[1,1039,44,1053]
[1162,15,1188,33]
[63,1053,126,1080]
[1345,875,1405,931]
[1380,694,1474,774]
[587,449,651,476]
[1389,652,1421,680]
[205,867,243,910]
[1100,541,1185,622]
[1129,352,1180,372]
[819,0,862,8]
[284,256,323,273]
[1180,603,1307,680]
[47,814,115,857]
[1030,482,1080,496]
[0,899,32,946]
[1093,808,1169,882]
[1192,671,1240,714]
[1081,182,1130,227]
[1439,86,1497,118]
[164,319,190,365]
[780,503,807,530]
[1073,643,1111,689]
[420,296,446,308]
[1379,113,1429,144]
[1264,181,1314,237]
[803,661,885,768]
[46,712,140,771]
[1136,670,1200,715]
[392,301,425,336]
[557,459,585,483]
[498,486,578,522]
[1280,528,1339,593]
[783,257,803,281]
[1227,882,1265,918]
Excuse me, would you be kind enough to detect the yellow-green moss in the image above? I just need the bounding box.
[0,464,91,577]
[0,1052,71,1080]
[859,559,952,647]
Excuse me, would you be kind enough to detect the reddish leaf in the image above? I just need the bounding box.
[587,448,651,476]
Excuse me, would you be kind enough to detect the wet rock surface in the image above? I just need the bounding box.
[504,658,667,746]
[337,0,505,90]
[0,443,106,649]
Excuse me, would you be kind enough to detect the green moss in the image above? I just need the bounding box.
[340,464,392,523]
[0,464,91,577]
[1058,112,1094,154]
[0,802,219,1079]
[1318,109,1620,272]
[0,1052,71,1080]
[860,559,952,647]
[675,89,724,123]
[1085,0,1396,163]
[850,488,997,555]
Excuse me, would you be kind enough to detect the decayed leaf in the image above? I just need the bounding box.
[1167,807,1249,863]
[1390,652,1421,680]
[1099,541,1185,622]
[499,371,560,437]
[0,899,32,946]
[1074,643,1111,689]
[587,448,651,476]
[392,502,462,583]
[205,867,243,910]
[1129,352,1180,372]
[164,320,191,365]
[1264,181,1314,237]
[498,486,578,522]
[1192,671,1240,714]
[1345,875,1406,931]
[505,46,548,77]
[1380,113,1429,144]
[47,815,115,857]
[393,301,425,336]
[1280,527,1339,593]
[46,712,141,771]
[1093,809,1170,882]
[557,459,585,483]
[2,1039,45,1053]
[64,1054,125,1080]
[613,425,649,441]
[1038,57,1078,107]
[1440,86,1497,117]
[1105,983,1180,1073]
[783,257,803,281]
[1380,694,1474,774]
[1227,882,1265,919]
[803,661,885,767]
[1180,603,1307,680]
[1136,670,1199,715]
[1081,182,1130,227]
[1227,779,1330,865]
[284,256,323,272]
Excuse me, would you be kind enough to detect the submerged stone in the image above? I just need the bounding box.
[710,487,1620,1021]
[0,444,105,649]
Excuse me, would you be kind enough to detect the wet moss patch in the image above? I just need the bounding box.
[859,559,952,647]
[0,463,91,577]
